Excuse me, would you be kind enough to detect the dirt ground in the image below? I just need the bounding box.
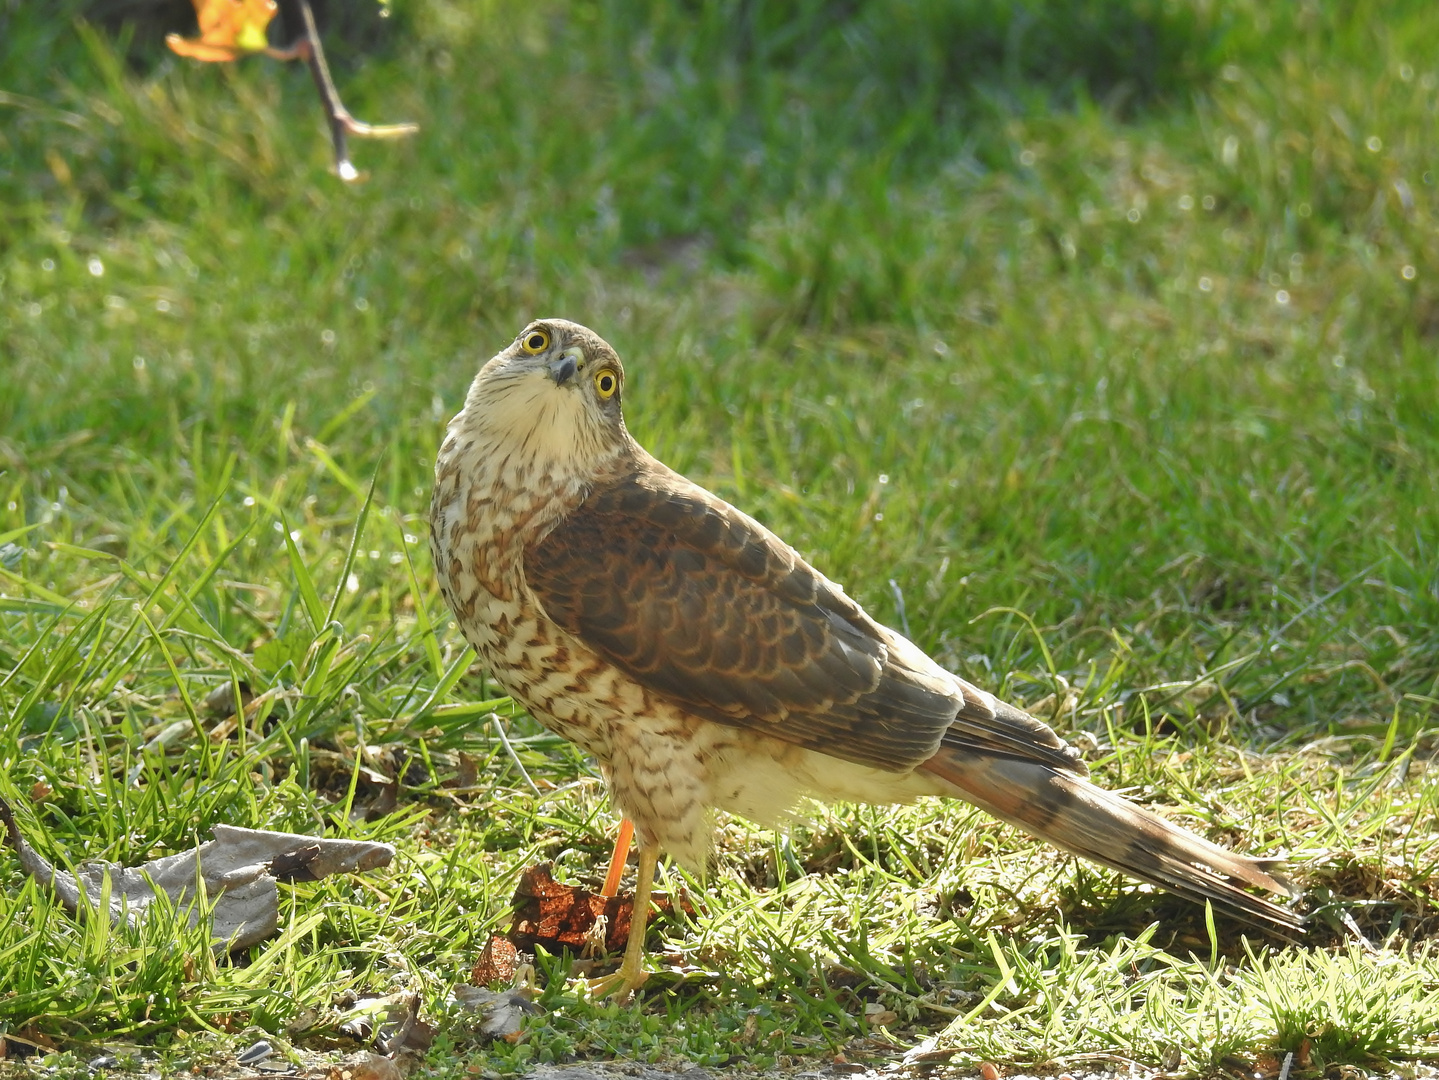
[4,1046,1437,1080]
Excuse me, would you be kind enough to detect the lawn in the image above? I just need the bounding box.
[2,0,1439,1073]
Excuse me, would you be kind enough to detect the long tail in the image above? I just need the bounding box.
[920,746,1303,934]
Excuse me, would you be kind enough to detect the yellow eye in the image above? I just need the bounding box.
[519,328,550,354]
[594,368,618,399]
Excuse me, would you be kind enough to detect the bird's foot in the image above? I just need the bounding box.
[587,961,650,1004]
[587,836,660,1004]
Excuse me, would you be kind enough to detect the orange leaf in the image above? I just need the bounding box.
[166,0,278,63]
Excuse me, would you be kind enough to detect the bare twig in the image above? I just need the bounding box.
[292,0,418,181]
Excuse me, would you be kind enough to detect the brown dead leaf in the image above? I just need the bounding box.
[0,1028,56,1059]
[471,931,520,986]
[441,751,480,791]
[508,862,635,954]
[863,1003,898,1029]
[349,1055,404,1080]
[167,0,278,61]
[321,1052,411,1080]
[506,861,694,956]
[379,992,435,1055]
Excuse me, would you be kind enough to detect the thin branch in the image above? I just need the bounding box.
[291,0,418,182]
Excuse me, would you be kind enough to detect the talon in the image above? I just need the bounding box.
[587,965,650,1003]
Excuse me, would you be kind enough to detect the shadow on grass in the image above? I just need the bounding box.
[603,0,1231,116]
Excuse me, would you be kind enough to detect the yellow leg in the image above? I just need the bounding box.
[589,837,660,1003]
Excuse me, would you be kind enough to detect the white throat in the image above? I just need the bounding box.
[467,373,591,467]
[440,368,628,500]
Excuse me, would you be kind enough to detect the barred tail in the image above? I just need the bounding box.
[920,747,1302,934]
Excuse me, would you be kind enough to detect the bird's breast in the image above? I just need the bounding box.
[432,432,587,598]
[430,434,620,758]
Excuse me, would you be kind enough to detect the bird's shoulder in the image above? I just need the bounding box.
[537,450,862,613]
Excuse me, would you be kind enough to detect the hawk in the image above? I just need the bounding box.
[431,319,1300,998]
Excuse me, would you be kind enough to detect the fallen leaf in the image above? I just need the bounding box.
[330,992,435,1055]
[508,861,691,955]
[306,746,400,820]
[378,992,435,1055]
[471,932,520,986]
[166,0,278,62]
[0,796,393,950]
[509,862,635,953]
[320,1052,408,1080]
[742,1011,760,1044]
[451,987,543,1042]
[0,1028,56,1060]
[863,1003,898,1029]
[441,751,481,791]
[349,1054,404,1080]
[902,1037,959,1066]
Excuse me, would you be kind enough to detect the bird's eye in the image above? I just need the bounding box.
[594,369,618,399]
[520,328,550,354]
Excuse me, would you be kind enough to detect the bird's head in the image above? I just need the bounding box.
[457,318,630,471]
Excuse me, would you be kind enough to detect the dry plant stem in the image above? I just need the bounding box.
[491,717,541,796]
[293,0,417,181]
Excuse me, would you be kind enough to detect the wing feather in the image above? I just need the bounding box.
[526,461,958,771]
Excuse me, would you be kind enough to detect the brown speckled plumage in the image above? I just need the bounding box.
[431,319,1302,948]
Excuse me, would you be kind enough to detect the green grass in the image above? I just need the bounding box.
[3,0,1439,1073]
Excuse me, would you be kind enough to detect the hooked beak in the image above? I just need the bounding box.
[547,355,578,386]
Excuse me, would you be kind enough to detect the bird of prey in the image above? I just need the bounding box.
[430,318,1301,998]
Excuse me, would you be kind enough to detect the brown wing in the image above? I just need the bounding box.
[942,693,1088,777]
[526,460,1082,776]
